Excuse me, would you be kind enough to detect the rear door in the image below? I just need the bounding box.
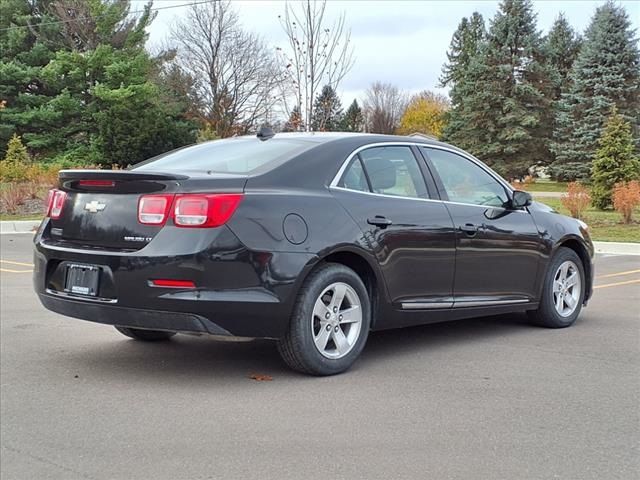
[420,147,541,305]
[331,144,456,308]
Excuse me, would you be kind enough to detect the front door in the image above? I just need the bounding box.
[332,145,456,308]
[421,147,541,305]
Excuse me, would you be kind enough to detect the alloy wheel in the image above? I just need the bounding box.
[311,282,363,359]
[552,260,581,317]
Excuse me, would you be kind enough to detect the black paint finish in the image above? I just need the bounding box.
[33,133,594,339]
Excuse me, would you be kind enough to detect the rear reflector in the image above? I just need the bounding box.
[138,194,174,225]
[150,279,196,288]
[47,189,67,219]
[78,180,115,187]
[174,194,243,228]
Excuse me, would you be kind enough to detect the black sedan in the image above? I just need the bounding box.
[33,132,594,375]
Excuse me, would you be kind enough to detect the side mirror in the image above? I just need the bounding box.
[511,190,532,209]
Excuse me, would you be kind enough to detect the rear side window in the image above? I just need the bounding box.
[339,158,369,192]
[134,137,315,174]
[339,146,428,199]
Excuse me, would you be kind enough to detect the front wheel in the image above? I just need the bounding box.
[528,247,585,328]
[114,326,176,341]
[278,263,371,376]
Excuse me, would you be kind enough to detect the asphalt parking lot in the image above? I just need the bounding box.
[1,233,639,480]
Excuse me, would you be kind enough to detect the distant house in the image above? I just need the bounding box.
[408,132,438,141]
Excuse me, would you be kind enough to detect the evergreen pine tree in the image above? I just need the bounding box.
[439,13,485,88]
[0,1,196,166]
[544,14,582,103]
[543,14,582,174]
[0,0,60,157]
[551,2,640,180]
[340,100,364,132]
[591,108,640,209]
[440,12,486,150]
[475,0,550,179]
[311,85,343,132]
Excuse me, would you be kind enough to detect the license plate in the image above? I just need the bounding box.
[64,264,100,297]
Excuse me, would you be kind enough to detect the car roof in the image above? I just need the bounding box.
[254,131,444,146]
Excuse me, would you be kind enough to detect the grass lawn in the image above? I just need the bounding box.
[534,197,640,243]
[521,181,569,192]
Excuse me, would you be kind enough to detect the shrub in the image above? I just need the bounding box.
[561,182,591,220]
[591,109,640,209]
[3,134,30,164]
[197,124,219,143]
[23,180,42,200]
[0,134,31,182]
[0,183,28,214]
[612,181,640,224]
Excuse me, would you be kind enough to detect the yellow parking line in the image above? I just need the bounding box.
[594,278,640,290]
[596,269,640,279]
[0,259,34,267]
[0,268,33,273]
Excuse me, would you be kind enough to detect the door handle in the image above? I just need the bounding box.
[460,223,479,236]
[367,216,393,228]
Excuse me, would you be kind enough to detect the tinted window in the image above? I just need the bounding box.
[339,158,369,192]
[134,137,315,174]
[357,146,428,199]
[424,148,509,207]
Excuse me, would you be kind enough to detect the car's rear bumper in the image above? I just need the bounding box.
[33,220,317,338]
[38,291,232,335]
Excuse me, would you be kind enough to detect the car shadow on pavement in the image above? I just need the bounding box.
[60,313,533,382]
[364,312,532,358]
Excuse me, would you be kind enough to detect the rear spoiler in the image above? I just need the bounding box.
[58,170,190,182]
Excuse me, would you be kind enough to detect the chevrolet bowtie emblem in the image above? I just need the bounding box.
[84,201,106,213]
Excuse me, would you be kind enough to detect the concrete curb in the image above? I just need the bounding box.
[593,241,640,256]
[531,191,563,198]
[0,220,41,234]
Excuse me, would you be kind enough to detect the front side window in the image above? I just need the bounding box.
[339,146,428,199]
[424,148,509,207]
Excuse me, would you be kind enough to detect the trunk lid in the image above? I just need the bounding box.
[51,170,246,250]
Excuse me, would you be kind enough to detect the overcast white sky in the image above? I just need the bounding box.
[136,0,640,104]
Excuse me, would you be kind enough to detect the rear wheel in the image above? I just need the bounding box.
[278,263,371,376]
[528,247,585,328]
[114,326,176,341]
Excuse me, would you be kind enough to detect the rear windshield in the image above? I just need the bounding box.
[133,137,315,174]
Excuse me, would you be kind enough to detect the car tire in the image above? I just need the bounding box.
[114,326,176,341]
[528,247,585,328]
[277,263,371,376]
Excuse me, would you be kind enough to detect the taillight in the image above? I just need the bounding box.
[46,189,67,219]
[137,193,243,228]
[173,194,243,228]
[138,195,174,225]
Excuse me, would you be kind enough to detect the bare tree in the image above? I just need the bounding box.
[277,0,354,131]
[363,82,407,134]
[170,1,282,137]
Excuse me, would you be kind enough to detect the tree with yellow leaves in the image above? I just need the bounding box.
[397,91,450,138]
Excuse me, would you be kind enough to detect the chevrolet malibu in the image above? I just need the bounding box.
[33,132,594,375]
